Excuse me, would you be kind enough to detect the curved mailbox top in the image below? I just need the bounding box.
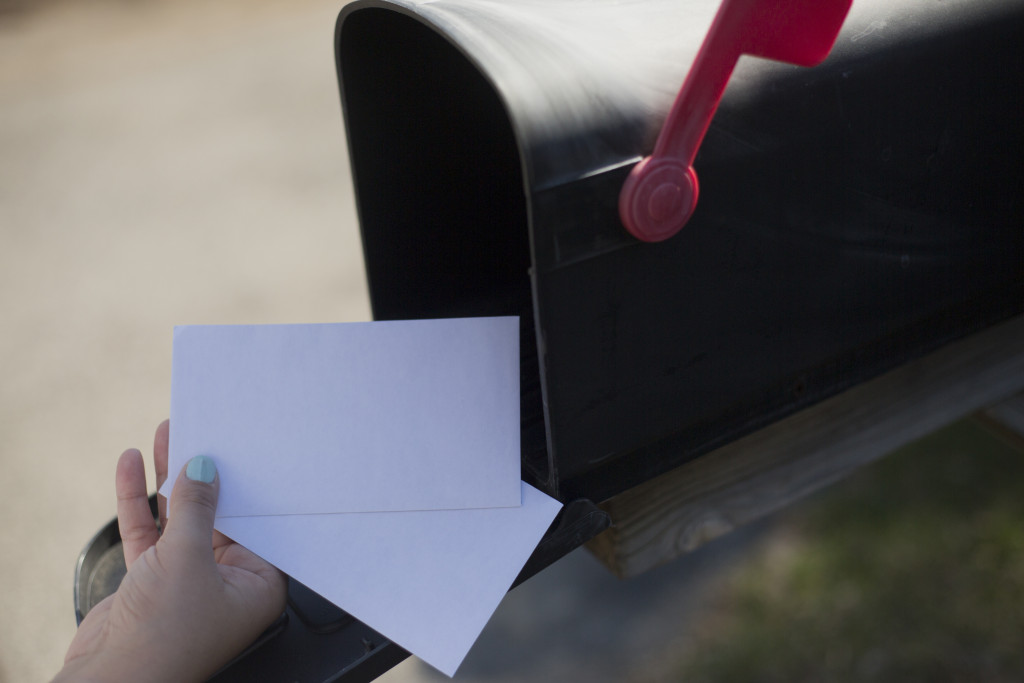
[338,0,718,191]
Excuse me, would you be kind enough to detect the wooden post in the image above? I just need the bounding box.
[587,314,1024,578]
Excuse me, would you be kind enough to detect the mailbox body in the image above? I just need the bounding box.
[336,0,1024,502]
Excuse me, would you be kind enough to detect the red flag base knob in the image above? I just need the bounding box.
[619,157,699,243]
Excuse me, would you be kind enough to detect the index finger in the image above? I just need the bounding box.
[116,449,159,569]
[154,419,169,530]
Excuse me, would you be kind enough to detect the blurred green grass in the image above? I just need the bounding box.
[673,418,1024,683]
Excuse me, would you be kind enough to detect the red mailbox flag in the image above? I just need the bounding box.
[619,0,852,242]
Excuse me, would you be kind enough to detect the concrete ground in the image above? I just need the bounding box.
[0,1,763,680]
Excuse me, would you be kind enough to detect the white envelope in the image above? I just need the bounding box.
[162,317,522,515]
[215,482,562,677]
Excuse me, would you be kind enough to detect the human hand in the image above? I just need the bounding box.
[55,420,287,683]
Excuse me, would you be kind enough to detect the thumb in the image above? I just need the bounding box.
[164,455,220,554]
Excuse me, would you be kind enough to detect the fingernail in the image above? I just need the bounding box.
[186,455,217,483]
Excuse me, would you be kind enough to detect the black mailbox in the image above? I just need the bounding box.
[337,0,1024,504]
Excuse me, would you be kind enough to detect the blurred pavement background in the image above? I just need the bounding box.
[0,0,368,679]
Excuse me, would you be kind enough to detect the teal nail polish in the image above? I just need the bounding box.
[186,455,217,483]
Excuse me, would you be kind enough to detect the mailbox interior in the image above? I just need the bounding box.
[337,10,552,491]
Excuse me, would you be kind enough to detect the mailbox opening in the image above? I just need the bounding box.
[337,10,551,490]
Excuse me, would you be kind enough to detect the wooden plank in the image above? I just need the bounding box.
[977,391,1024,447]
[587,314,1024,578]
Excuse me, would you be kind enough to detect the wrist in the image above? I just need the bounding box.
[53,652,121,682]
[53,650,181,683]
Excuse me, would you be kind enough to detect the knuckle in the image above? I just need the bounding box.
[175,483,218,514]
[119,521,154,545]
